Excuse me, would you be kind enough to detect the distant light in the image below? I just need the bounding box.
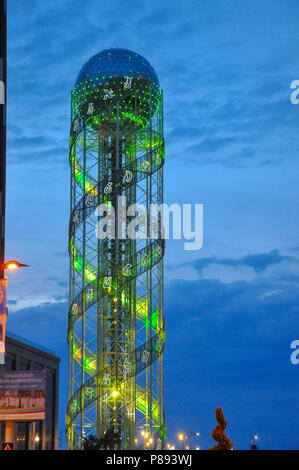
[34,435,40,442]
[111,390,119,398]
[254,435,259,440]
[178,434,184,440]
[149,438,153,444]
[196,432,200,436]
[134,438,138,443]
[141,431,145,436]
[195,446,200,450]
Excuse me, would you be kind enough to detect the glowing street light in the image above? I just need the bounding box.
[0,258,29,373]
[178,433,186,450]
[0,260,29,271]
[250,434,259,450]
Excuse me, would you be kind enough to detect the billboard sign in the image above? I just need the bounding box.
[0,278,7,364]
[0,371,46,421]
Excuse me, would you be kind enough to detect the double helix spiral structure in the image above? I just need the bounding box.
[66,49,165,449]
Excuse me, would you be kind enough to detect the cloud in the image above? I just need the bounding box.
[169,250,295,275]
[188,136,238,154]
[218,250,294,273]
[164,271,299,449]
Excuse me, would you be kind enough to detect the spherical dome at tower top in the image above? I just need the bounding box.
[75,48,159,89]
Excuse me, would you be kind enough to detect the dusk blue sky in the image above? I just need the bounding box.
[4,0,299,449]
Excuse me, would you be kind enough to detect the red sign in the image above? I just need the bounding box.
[1,442,14,450]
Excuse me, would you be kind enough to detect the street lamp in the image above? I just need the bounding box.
[0,259,29,365]
[0,260,29,271]
[188,431,200,450]
[178,433,185,450]
[0,255,29,444]
[250,435,259,450]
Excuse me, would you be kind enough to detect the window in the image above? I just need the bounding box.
[19,359,30,370]
[4,354,15,371]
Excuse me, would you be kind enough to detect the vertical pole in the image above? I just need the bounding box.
[0,10,7,450]
[0,0,6,280]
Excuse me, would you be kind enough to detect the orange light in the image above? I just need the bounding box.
[6,263,18,270]
[1,260,29,270]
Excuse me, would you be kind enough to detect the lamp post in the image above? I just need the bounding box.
[0,0,7,372]
[0,259,28,444]
[250,435,259,450]
[0,0,6,283]
[188,431,199,450]
[0,0,29,445]
[178,433,186,450]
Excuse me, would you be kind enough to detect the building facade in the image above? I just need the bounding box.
[0,331,60,450]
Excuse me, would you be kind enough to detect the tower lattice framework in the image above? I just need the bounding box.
[66,49,165,450]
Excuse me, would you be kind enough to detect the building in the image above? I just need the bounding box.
[0,331,60,450]
[67,48,165,449]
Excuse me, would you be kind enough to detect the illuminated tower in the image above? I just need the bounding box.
[66,49,165,449]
